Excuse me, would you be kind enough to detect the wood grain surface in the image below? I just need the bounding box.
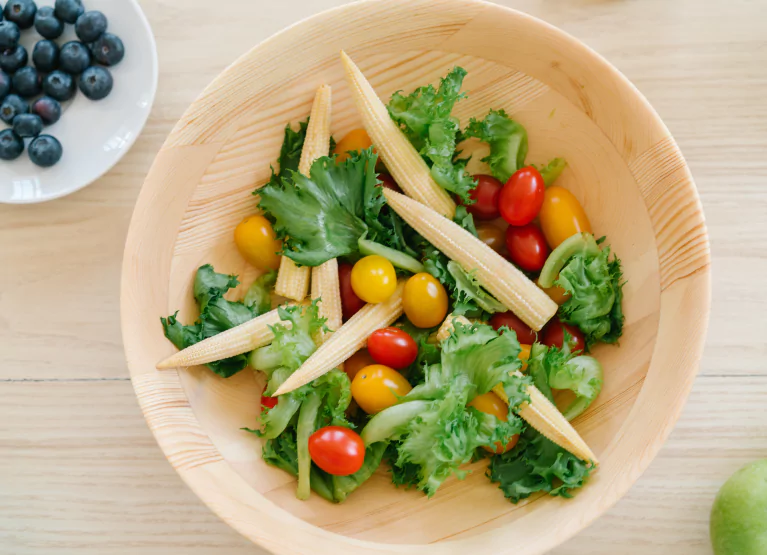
[1,0,764,553]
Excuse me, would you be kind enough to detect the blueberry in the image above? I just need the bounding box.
[59,41,90,75]
[4,0,37,30]
[78,65,112,100]
[75,10,107,43]
[11,66,41,98]
[28,134,62,167]
[13,112,42,137]
[0,128,24,160]
[31,96,61,125]
[0,93,28,124]
[32,39,59,72]
[91,32,123,66]
[0,70,10,99]
[0,21,20,48]
[34,6,63,40]
[0,45,27,73]
[42,70,75,101]
[54,0,82,24]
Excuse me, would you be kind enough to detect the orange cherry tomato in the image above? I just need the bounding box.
[538,280,571,305]
[351,255,397,304]
[351,364,412,414]
[233,215,281,270]
[308,426,365,476]
[476,223,505,254]
[468,392,520,454]
[344,349,375,382]
[538,186,592,249]
[334,129,373,163]
[518,343,531,371]
[402,272,448,328]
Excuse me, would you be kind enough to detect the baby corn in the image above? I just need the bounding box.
[340,51,456,218]
[311,257,343,345]
[383,189,557,331]
[437,314,597,463]
[274,84,332,301]
[274,281,406,395]
[156,308,284,370]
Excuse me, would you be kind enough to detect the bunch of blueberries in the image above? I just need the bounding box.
[0,0,124,167]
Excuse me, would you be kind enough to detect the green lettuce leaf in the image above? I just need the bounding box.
[447,261,506,314]
[332,443,388,502]
[363,321,529,496]
[557,241,625,347]
[464,109,528,183]
[387,67,475,202]
[161,265,261,378]
[548,355,603,421]
[243,270,277,314]
[259,151,377,267]
[488,428,593,503]
[535,157,567,186]
[261,119,308,191]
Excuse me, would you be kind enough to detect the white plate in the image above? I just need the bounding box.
[0,0,158,204]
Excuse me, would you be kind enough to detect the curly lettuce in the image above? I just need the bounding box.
[488,428,593,503]
[464,109,528,183]
[447,260,506,314]
[361,322,530,497]
[387,67,476,203]
[161,265,268,378]
[243,270,276,314]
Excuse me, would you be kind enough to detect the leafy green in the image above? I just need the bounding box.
[243,270,276,314]
[385,442,421,489]
[535,157,567,186]
[259,152,376,267]
[387,67,475,203]
[548,355,603,421]
[447,261,506,314]
[249,302,325,378]
[557,240,625,347]
[161,265,263,378]
[464,109,528,183]
[364,322,529,496]
[261,119,308,190]
[332,443,388,502]
[488,428,593,503]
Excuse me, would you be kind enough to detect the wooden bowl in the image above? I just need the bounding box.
[121,1,711,553]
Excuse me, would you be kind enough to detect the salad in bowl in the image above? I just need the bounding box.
[156,51,624,506]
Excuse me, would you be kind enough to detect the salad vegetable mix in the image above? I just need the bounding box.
[158,52,625,504]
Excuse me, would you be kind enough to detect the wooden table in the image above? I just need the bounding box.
[2,0,765,553]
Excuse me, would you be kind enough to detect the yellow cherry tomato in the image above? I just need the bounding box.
[334,129,374,163]
[468,392,520,454]
[351,364,412,414]
[234,215,281,270]
[518,343,531,371]
[402,272,448,328]
[351,255,397,304]
[538,186,592,249]
[476,223,505,254]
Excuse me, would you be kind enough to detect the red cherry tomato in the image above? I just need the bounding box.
[505,223,550,272]
[463,175,502,220]
[542,320,586,353]
[499,166,545,226]
[339,262,365,321]
[260,395,278,409]
[367,327,418,370]
[378,173,403,194]
[308,426,365,476]
[489,311,537,344]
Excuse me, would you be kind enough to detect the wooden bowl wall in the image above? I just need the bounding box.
[121,1,711,553]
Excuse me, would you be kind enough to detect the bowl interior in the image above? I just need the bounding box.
[123,1,709,553]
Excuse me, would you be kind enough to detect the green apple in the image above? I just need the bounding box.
[710,459,767,554]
